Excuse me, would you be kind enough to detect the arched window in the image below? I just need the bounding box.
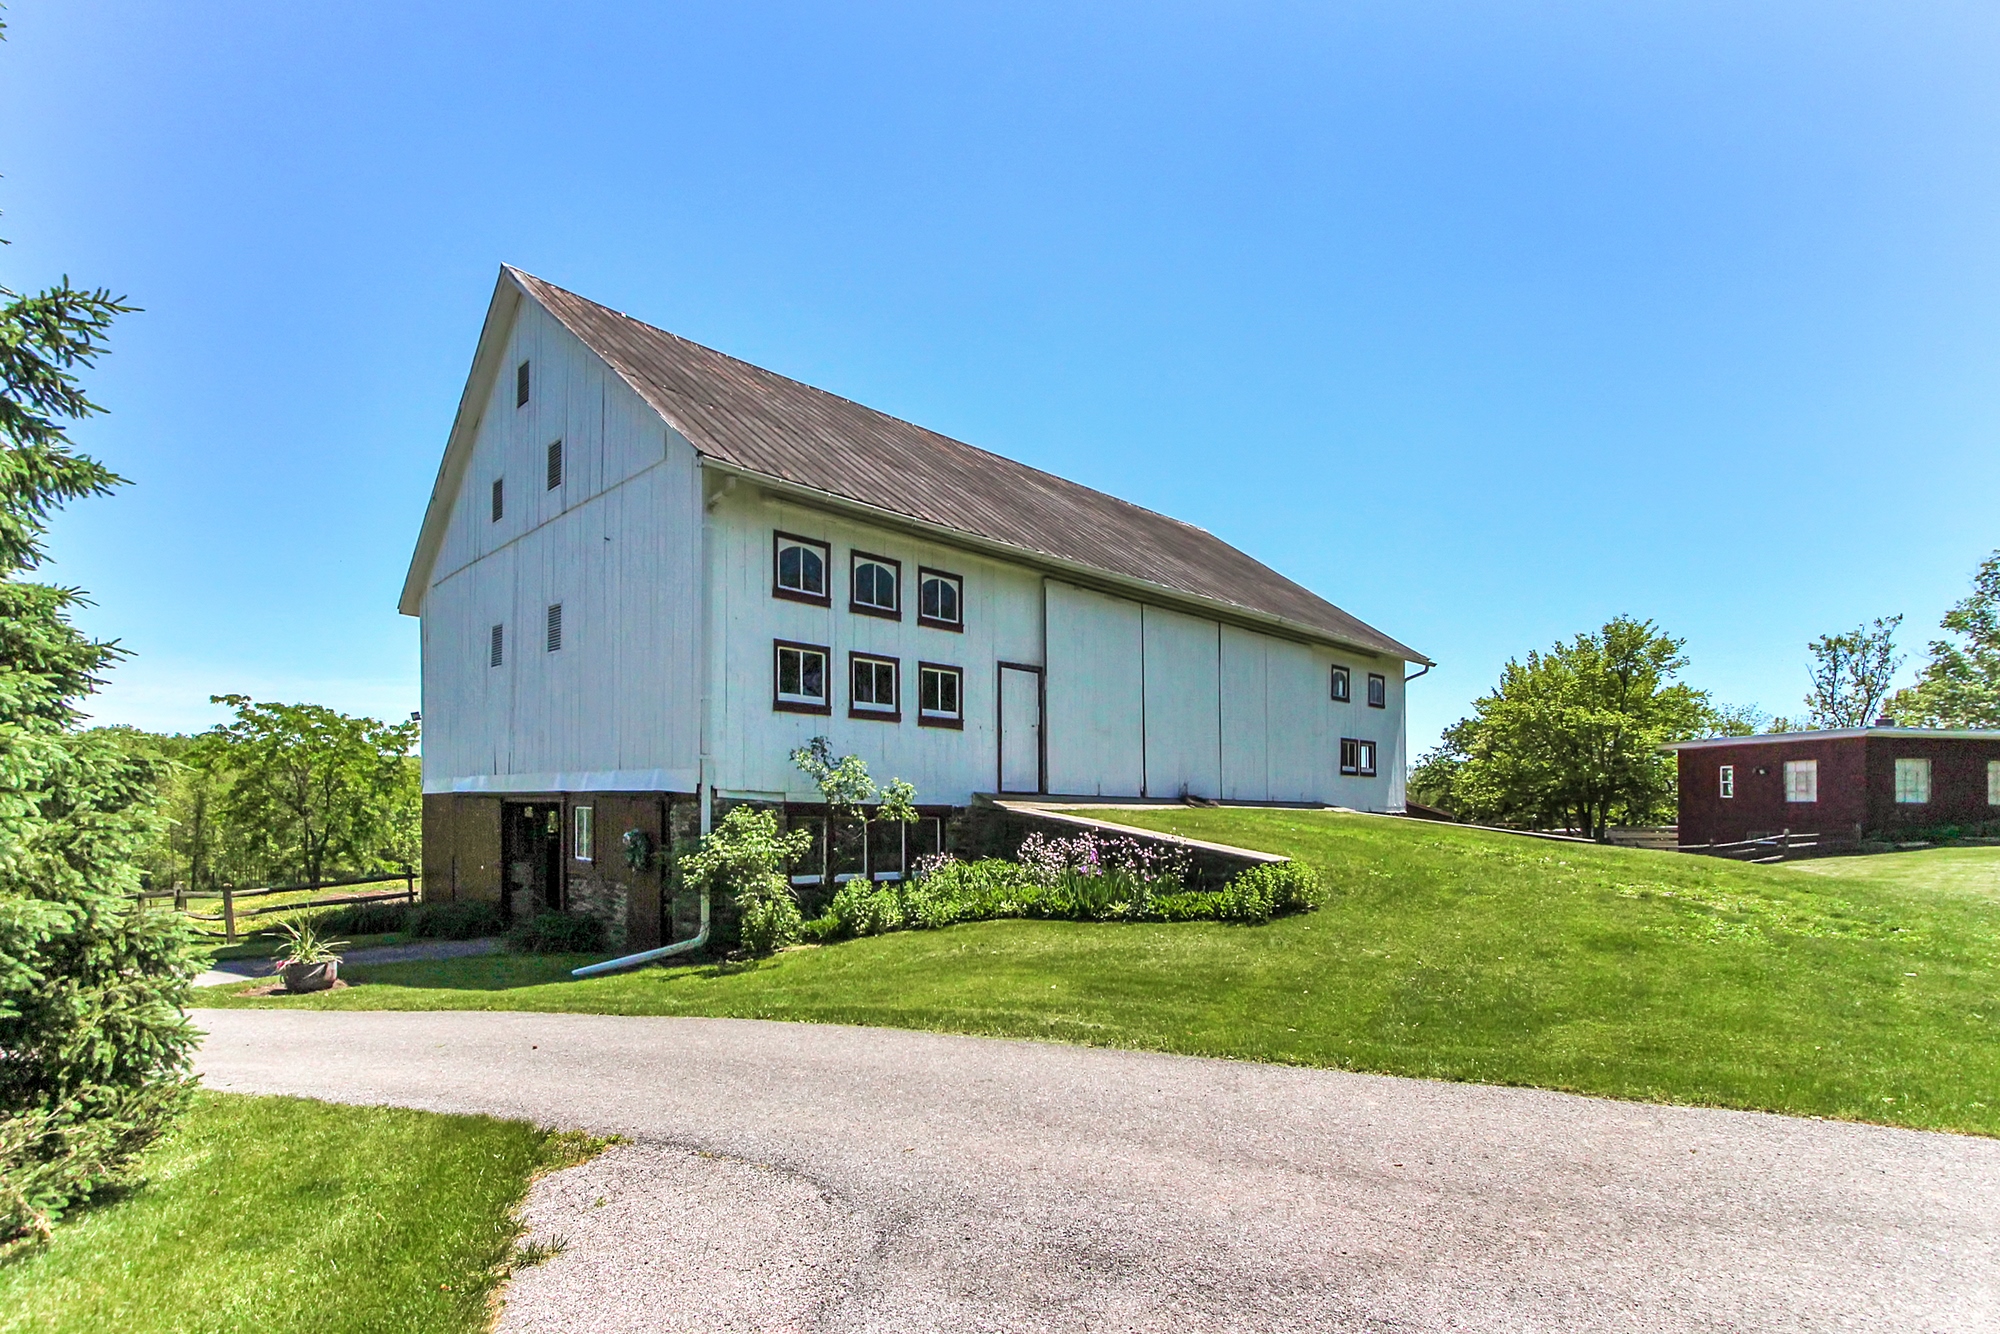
[918,568,963,630]
[774,532,830,603]
[850,552,901,617]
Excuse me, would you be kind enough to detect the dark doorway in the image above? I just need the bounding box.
[501,801,564,923]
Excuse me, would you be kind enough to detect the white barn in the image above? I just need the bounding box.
[403,268,1429,946]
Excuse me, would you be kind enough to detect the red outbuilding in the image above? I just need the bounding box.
[1670,726,2000,847]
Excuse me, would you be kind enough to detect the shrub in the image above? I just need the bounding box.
[406,900,504,940]
[679,807,812,957]
[1228,861,1325,915]
[506,911,606,955]
[316,899,411,936]
[827,879,904,937]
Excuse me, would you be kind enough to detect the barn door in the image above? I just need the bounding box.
[997,663,1044,794]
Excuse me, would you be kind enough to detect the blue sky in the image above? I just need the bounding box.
[4,1,1996,757]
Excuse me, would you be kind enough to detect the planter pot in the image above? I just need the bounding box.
[281,960,339,994]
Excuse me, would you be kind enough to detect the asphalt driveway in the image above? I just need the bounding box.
[196,1010,2000,1332]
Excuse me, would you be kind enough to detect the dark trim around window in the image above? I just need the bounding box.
[848,651,901,722]
[1340,737,1377,777]
[849,551,903,621]
[772,531,832,607]
[916,567,964,632]
[917,661,965,729]
[773,639,832,715]
[1331,665,1351,702]
[1367,672,1387,709]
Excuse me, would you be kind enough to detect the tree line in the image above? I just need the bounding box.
[1410,551,2000,838]
[100,697,421,895]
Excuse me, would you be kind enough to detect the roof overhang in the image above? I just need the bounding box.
[1666,727,2000,751]
[705,458,1432,666]
[400,270,528,616]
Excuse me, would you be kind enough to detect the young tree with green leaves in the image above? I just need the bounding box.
[1411,617,1714,839]
[206,697,420,888]
[1803,616,1904,729]
[789,735,917,877]
[1888,550,2000,729]
[0,205,196,1240]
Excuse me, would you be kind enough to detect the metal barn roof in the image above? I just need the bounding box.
[407,266,1426,664]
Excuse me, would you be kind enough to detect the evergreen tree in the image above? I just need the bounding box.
[0,248,196,1244]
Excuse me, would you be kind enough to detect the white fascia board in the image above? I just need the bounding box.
[400,271,528,617]
[1667,727,2000,751]
[426,768,701,796]
[700,459,1431,667]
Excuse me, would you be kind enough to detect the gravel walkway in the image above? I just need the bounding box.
[195,1010,2000,1333]
[191,937,503,988]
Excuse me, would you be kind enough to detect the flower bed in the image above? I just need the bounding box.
[805,829,1323,941]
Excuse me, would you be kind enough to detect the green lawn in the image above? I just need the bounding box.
[0,1092,599,1334]
[192,811,2000,1136]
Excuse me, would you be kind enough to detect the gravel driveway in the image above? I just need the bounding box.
[195,1010,2000,1333]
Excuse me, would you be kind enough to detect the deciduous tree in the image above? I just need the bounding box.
[1803,616,1904,729]
[1888,551,2000,728]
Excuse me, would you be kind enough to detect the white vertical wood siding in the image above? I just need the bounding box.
[1141,605,1222,800]
[1044,581,1146,797]
[1219,625,1271,801]
[704,487,1045,803]
[417,301,703,793]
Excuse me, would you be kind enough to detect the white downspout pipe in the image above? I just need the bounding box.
[570,889,709,978]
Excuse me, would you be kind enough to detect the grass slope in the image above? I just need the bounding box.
[193,811,2000,1136]
[0,1092,597,1334]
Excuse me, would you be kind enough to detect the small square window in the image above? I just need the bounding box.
[491,477,504,522]
[1719,764,1734,798]
[850,552,901,619]
[917,568,963,630]
[489,623,504,667]
[1331,666,1351,702]
[1367,673,1387,709]
[546,439,564,491]
[1784,759,1818,803]
[918,663,963,728]
[1894,757,1930,805]
[774,641,830,713]
[516,360,530,407]
[773,532,831,604]
[546,602,563,652]
[850,653,899,720]
[1339,737,1376,776]
[573,805,594,862]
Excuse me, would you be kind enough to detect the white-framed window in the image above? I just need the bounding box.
[774,641,830,713]
[1719,764,1734,798]
[1989,760,2000,806]
[1894,757,1931,805]
[573,805,594,862]
[1784,759,1818,803]
[1367,673,1387,709]
[1339,737,1376,777]
[850,652,899,719]
[773,532,829,603]
[917,568,963,630]
[489,623,504,668]
[545,602,563,652]
[850,552,901,618]
[918,662,963,727]
[1331,666,1351,702]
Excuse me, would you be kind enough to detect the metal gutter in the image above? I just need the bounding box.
[570,889,710,978]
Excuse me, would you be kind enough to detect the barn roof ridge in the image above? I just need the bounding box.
[505,266,1425,664]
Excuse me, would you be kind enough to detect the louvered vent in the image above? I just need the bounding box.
[546,603,563,652]
[546,439,563,490]
[516,360,530,406]
[489,623,504,667]
[490,477,504,522]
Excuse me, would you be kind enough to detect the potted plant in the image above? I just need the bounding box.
[274,919,348,993]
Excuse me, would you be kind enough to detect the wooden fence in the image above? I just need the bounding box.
[1676,831,1820,864]
[134,870,420,941]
